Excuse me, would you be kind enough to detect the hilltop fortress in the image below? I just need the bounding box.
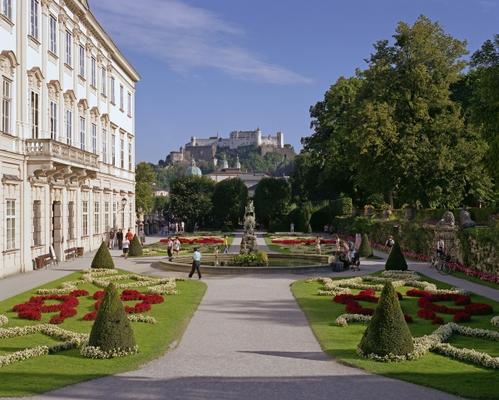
[166,128,295,165]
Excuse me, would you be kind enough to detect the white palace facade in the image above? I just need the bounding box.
[0,0,139,277]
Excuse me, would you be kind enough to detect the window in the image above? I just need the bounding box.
[33,200,41,246]
[6,199,15,250]
[65,30,72,66]
[119,84,124,110]
[120,138,124,169]
[49,101,57,139]
[127,92,132,116]
[94,202,100,234]
[112,202,117,228]
[102,129,107,163]
[101,67,106,96]
[110,77,115,103]
[2,0,12,20]
[90,57,96,86]
[82,201,88,236]
[31,91,39,138]
[104,202,109,230]
[128,141,133,171]
[49,15,57,53]
[2,79,11,134]
[79,116,85,150]
[79,45,85,77]
[30,0,39,39]
[111,133,116,166]
[68,201,75,239]
[91,123,97,154]
[65,109,72,145]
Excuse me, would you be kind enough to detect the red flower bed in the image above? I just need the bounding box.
[88,290,165,319]
[272,238,336,245]
[417,309,436,320]
[83,311,97,321]
[70,290,89,297]
[160,236,224,245]
[334,291,379,316]
[464,303,493,315]
[13,294,80,324]
[432,316,444,325]
[345,301,374,315]
[93,291,105,300]
[453,312,471,323]
[406,289,432,298]
[125,302,151,314]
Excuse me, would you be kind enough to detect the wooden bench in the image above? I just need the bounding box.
[64,247,78,261]
[35,254,57,269]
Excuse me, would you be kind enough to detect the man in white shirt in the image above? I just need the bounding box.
[189,247,202,279]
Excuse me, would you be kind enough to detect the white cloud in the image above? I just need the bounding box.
[91,0,311,84]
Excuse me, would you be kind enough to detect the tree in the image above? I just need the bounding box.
[128,234,143,257]
[212,178,248,228]
[88,283,136,352]
[359,282,414,357]
[358,233,373,257]
[385,242,408,270]
[135,162,156,214]
[91,241,115,269]
[169,176,215,231]
[254,178,291,230]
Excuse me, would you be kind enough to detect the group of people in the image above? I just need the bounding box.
[165,237,182,261]
[161,221,186,236]
[108,228,135,259]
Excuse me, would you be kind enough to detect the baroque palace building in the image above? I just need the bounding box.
[0,0,139,277]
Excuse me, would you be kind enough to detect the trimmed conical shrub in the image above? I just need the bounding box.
[128,234,143,257]
[91,241,115,269]
[385,241,408,270]
[358,233,373,257]
[359,282,414,357]
[88,283,136,352]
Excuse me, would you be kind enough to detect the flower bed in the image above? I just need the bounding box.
[271,236,336,245]
[159,236,224,245]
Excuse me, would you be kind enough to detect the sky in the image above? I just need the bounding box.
[90,0,499,163]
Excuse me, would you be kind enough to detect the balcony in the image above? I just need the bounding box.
[26,139,99,183]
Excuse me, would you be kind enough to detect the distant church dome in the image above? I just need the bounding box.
[222,155,229,169]
[235,155,241,170]
[186,159,202,176]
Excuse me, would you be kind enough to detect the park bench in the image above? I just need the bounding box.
[34,253,57,269]
[64,247,78,261]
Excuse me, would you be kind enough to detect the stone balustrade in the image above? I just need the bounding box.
[25,139,99,170]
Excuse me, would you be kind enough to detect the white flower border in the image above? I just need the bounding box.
[357,322,499,368]
[80,344,139,359]
[335,313,372,327]
[0,315,8,327]
[128,314,157,324]
[0,324,89,368]
[491,316,499,327]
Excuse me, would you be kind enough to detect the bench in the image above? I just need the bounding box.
[64,247,78,261]
[35,254,57,270]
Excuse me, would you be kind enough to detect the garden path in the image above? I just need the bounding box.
[31,262,459,400]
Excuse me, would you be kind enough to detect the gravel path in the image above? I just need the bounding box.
[32,273,459,400]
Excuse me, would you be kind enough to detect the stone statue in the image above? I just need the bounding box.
[459,208,476,229]
[437,211,455,227]
[240,200,258,254]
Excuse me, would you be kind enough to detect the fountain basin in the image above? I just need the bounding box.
[156,253,333,274]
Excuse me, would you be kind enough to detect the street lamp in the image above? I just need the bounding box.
[121,197,127,229]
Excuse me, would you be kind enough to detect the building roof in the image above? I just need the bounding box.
[185,159,202,177]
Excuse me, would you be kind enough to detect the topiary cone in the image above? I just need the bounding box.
[128,234,143,257]
[359,282,414,357]
[88,283,136,352]
[91,241,115,269]
[385,241,408,270]
[358,233,373,257]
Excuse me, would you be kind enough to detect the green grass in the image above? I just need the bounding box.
[0,270,206,397]
[291,276,499,400]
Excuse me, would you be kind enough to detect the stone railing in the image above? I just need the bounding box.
[25,139,99,169]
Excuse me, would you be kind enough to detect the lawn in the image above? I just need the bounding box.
[0,270,206,397]
[292,275,499,400]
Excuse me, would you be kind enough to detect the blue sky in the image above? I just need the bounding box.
[91,0,499,163]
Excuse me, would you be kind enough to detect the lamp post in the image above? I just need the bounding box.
[121,197,127,229]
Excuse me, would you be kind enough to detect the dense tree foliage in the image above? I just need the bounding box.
[212,178,249,229]
[135,162,156,214]
[169,176,215,231]
[294,16,495,209]
[254,178,291,230]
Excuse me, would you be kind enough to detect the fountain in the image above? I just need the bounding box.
[240,200,258,254]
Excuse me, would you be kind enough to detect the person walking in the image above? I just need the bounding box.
[385,235,395,252]
[108,229,115,249]
[167,237,174,261]
[117,229,124,250]
[126,228,134,242]
[188,247,202,279]
[173,237,181,257]
[223,235,229,254]
[122,237,130,259]
[139,227,146,245]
